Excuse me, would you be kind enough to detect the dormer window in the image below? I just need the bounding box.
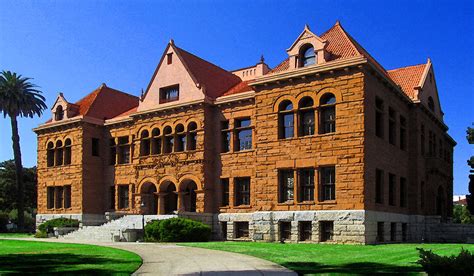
[159,85,179,104]
[301,45,316,67]
[55,105,64,121]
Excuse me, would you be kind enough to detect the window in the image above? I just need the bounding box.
[55,105,64,121]
[109,139,116,165]
[428,131,434,156]
[175,124,186,152]
[299,169,314,202]
[439,139,443,158]
[166,53,173,65]
[400,116,407,150]
[390,222,397,242]
[375,97,384,138]
[377,222,385,242]
[279,170,294,202]
[299,97,315,136]
[187,122,197,150]
[110,186,116,209]
[47,187,54,209]
[420,181,425,209]
[64,185,71,208]
[433,133,437,157]
[400,177,407,207]
[159,85,179,103]
[91,138,99,157]
[151,128,161,155]
[279,221,291,241]
[235,222,249,238]
[375,169,384,204]
[221,178,229,207]
[299,221,312,241]
[47,142,54,167]
[55,140,63,166]
[402,223,407,242]
[388,173,396,206]
[420,125,425,156]
[235,177,250,206]
[319,94,336,134]
[320,221,334,242]
[64,139,71,165]
[300,45,316,67]
[388,107,396,145]
[221,222,227,240]
[118,185,129,209]
[221,121,231,153]
[278,100,294,139]
[140,131,150,156]
[118,136,130,164]
[427,96,435,112]
[163,126,173,154]
[235,118,252,151]
[55,186,63,209]
[320,166,335,201]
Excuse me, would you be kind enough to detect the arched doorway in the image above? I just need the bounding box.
[140,182,158,215]
[436,186,446,219]
[181,181,197,212]
[161,182,178,214]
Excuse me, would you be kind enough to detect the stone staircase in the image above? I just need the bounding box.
[60,214,177,242]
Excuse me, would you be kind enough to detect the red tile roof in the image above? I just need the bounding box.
[222,80,254,96]
[387,64,426,99]
[175,46,242,99]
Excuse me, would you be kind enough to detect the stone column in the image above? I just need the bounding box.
[157,193,167,215]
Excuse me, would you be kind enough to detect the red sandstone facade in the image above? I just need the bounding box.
[34,22,455,243]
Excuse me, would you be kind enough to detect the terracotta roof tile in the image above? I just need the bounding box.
[387,63,426,99]
[222,80,254,97]
[268,58,289,74]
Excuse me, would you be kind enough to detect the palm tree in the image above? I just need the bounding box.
[0,71,46,230]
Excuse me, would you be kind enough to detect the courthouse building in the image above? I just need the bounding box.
[34,21,456,244]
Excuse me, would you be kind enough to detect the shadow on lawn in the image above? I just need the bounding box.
[282,261,423,275]
[0,253,136,274]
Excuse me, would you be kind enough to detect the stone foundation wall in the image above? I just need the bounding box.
[36,213,106,227]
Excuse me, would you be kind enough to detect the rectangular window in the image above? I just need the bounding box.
[420,125,425,156]
[159,84,179,103]
[320,221,334,242]
[280,112,294,139]
[55,186,64,209]
[279,170,294,202]
[299,221,312,241]
[320,106,335,134]
[377,222,385,242]
[388,107,396,145]
[166,53,173,65]
[433,133,437,157]
[235,177,250,206]
[118,185,129,209]
[402,223,407,242]
[109,138,116,165]
[221,121,231,153]
[300,110,315,136]
[175,134,186,152]
[64,185,71,208]
[400,177,407,207]
[299,169,315,202]
[400,116,407,150]
[118,136,130,164]
[390,222,397,242]
[235,222,249,238]
[110,186,116,210]
[92,138,100,156]
[376,169,384,204]
[375,97,384,138]
[388,173,396,206]
[221,178,229,207]
[221,222,227,240]
[420,181,425,209]
[439,139,443,158]
[235,118,252,151]
[320,166,335,201]
[47,187,55,209]
[279,221,292,241]
[428,131,433,156]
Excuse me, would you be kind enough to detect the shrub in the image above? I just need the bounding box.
[38,218,80,234]
[0,212,9,232]
[417,247,474,275]
[9,209,36,231]
[145,217,211,242]
[34,231,48,238]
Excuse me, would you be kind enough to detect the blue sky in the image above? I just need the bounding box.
[0,0,472,194]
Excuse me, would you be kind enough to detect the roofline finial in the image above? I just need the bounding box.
[335,20,341,26]
[170,39,175,45]
[304,24,311,31]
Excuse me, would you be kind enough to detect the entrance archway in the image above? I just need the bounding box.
[140,182,158,215]
[181,180,197,212]
[160,182,178,214]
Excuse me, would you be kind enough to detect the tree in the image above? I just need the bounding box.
[0,71,46,230]
[467,126,474,215]
[0,160,37,212]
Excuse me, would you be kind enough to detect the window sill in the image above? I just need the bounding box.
[277,201,294,206]
[220,149,255,155]
[297,201,315,205]
[318,200,337,205]
[233,205,252,209]
[219,206,230,210]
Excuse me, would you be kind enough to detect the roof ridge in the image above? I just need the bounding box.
[175,46,232,75]
[387,63,427,72]
[75,86,101,116]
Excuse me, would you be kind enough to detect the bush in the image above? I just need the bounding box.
[9,209,36,231]
[34,231,48,238]
[38,218,80,234]
[417,247,474,275]
[145,217,211,242]
[0,211,9,232]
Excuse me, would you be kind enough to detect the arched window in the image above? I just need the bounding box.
[151,128,161,155]
[55,105,64,121]
[140,130,150,156]
[300,45,316,67]
[163,126,173,154]
[298,97,315,136]
[187,122,198,150]
[175,124,186,152]
[278,100,294,139]
[47,142,55,167]
[55,140,63,166]
[319,93,336,134]
[64,139,71,165]
[428,96,435,112]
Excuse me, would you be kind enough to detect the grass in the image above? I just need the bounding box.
[184,242,474,275]
[0,233,33,238]
[0,239,142,275]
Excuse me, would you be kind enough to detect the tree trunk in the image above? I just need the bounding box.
[10,115,25,231]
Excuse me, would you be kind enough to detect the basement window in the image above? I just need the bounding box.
[235,222,249,238]
[320,221,334,242]
[299,221,312,241]
[279,221,291,241]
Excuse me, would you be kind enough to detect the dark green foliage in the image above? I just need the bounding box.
[0,160,37,211]
[467,126,474,215]
[417,248,474,276]
[453,205,474,224]
[38,218,79,234]
[0,212,9,232]
[34,231,48,238]
[145,217,211,242]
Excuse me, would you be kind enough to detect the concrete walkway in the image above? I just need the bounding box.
[3,238,296,275]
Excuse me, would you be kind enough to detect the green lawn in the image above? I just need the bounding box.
[0,239,142,275]
[0,233,34,238]
[184,242,474,275]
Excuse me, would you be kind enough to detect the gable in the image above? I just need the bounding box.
[418,62,444,120]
